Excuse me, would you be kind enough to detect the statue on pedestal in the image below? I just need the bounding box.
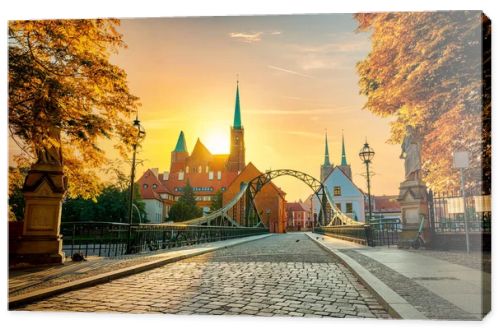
[400,125,422,182]
[11,88,67,266]
[397,125,430,247]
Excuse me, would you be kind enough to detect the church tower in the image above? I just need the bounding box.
[227,81,246,172]
[320,132,334,182]
[170,130,189,173]
[338,132,353,180]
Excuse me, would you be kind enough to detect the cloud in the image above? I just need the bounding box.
[285,35,370,71]
[229,32,263,43]
[267,65,314,78]
[229,31,282,43]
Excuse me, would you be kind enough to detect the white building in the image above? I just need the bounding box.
[314,132,366,223]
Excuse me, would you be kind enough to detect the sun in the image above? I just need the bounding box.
[203,131,230,154]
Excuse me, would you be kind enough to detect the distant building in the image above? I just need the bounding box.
[314,133,365,222]
[320,132,334,182]
[137,82,245,213]
[223,162,287,233]
[137,168,175,223]
[369,195,402,221]
[286,201,312,231]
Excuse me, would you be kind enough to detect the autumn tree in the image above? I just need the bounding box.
[168,181,203,222]
[8,19,140,200]
[355,12,490,193]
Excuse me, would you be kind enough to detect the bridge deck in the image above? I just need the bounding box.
[14,233,390,318]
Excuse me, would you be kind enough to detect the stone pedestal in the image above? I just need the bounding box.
[397,180,430,244]
[10,164,67,265]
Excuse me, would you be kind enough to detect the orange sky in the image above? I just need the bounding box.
[114,14,404,201]
[9,14,404,202]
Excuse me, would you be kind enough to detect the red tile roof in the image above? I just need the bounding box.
[137,169,171,200]
[372,195,401,213]
[286,202,309,212]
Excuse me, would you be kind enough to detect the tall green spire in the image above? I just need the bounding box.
[174,130,188,152]
[233,81,242,129]
[323,132,331,166]
[341,131,347,165]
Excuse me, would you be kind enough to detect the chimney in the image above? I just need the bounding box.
[163,171,169,180]
[151,168,158,178]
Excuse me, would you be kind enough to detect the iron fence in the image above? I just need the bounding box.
[367,221,401,246]
[428,191,491,234]
[61,221,268,258]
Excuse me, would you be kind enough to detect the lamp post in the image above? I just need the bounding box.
[359,140,375,222]
[128,114,146,225]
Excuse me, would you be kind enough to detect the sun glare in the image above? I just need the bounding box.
[203,132,230,154]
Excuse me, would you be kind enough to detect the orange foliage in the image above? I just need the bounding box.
[9,19,140,199]
[355,12,490,193]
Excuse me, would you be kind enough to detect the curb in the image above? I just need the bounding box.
[10,233,272,309]
[306,233,426,320]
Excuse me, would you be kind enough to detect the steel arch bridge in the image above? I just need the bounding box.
[61,169,365,258]
[180,169,363,228]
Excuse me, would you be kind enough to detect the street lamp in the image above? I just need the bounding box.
[128,114,146,225]
[359,140,375,222]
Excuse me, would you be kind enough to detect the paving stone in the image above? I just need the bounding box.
[18,234,390,319]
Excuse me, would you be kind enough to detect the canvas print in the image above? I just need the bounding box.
[8,11,491,320]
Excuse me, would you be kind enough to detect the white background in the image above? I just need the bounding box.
[1,0,498,333]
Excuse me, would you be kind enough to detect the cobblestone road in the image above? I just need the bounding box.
[17,233,390,318]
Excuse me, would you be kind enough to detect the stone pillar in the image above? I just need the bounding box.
[397,179,429,245]
[11,163,67,265]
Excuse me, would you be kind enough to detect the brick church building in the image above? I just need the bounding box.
[137,82,287,228]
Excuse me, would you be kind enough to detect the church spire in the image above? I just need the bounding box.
[323,131,331,166]
[341,131,347,166]
[174,130,188,152]
[233,80,242,129]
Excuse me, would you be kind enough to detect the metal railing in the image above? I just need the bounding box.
[368,221,401,246]
[61,221,268,258]
[429,191,491,234]
[315,220,401,247]
[315,224,370,245]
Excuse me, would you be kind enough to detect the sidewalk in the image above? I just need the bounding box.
[308,232,490,320]
[9,234,271,308]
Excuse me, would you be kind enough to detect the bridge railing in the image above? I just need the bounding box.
[315,224,371,245]
[61,221,268,258]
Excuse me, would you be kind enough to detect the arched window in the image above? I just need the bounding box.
[186,166,189,173]
[198,165,202,173]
